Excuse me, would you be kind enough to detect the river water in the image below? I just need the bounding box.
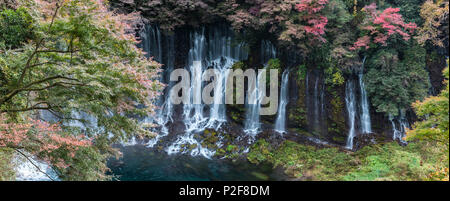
[107,145,284,181]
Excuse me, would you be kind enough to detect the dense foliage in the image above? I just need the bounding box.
[407,61,449,148]
[365,45,430,115]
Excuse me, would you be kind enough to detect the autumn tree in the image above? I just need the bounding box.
[0,0,163,180]
[407,59,449,181]
[407,61,449,147]
[416,0,449,48]
[350,3,417,50]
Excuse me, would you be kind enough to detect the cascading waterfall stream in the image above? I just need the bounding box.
[166,26,248,157]
[13,151,59,181]
[244,69,265,136]
[305,70,327,135]
[345,57,373,150]
[313,77,320,129]
[359,57,372,134]
[244,40,277,137]
[138,25,176,147]
[261,40,277,64]
[274,70,290,134]
[184,41,207,133]
[345,79,357,150]
[206,60,233,129]
[389,111,410,143]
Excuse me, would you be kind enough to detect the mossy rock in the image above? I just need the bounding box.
[215,148,226,157]
[332,136,347,143]
[188,144,198,150]
[232,61,246,70]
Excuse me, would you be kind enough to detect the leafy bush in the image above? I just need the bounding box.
[0,7,34,48]
[365,45,430,116]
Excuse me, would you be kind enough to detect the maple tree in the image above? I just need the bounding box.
[416,0,449,47]
[1,0,163,180]
[295,0,329,42]
[350,3,417,51]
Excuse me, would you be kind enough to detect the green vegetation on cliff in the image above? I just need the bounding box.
[248,139,448,181]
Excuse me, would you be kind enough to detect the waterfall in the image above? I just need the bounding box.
[181,26,247,132]
[345,57,373,149]
[183,29,207,132]
[261,40,277,64]
[345,79,357,150]
[165,25,248,157]
[244,69,265,136]
[313,76,320,129]
[389,111,409,143]
[13,151,59,181]
[359,57,372,134]
[244,40,277,137]
[274,70,290,133]
[306,70,327,135]
[138,25,176,147]
[141,24,163,62]
[206,61,232,129]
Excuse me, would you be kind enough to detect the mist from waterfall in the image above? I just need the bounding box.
[274,70,290,134]
[13,151,59,181]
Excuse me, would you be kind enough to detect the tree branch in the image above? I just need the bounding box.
[1,75,81,105]
[14,149,56,181]
[0,102,59,113]
[17,2,62,87]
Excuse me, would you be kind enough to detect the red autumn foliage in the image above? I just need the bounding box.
[295,0,328,14]
[350,3,417,50]
[0,114,92,168]
[295,0,329,42]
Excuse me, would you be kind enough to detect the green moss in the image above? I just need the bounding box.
[215,148,226,157]
[250,172,269,180]
[199,129,220,150]
[327,89,346,135]
[214,144,243,160]
[267,58,281,70]
[232,61,246,70]
[226,145,238,152]
[296,64,307,80]
[287,70,308,129]
[247,139,272,164]
[188,144,198,150]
